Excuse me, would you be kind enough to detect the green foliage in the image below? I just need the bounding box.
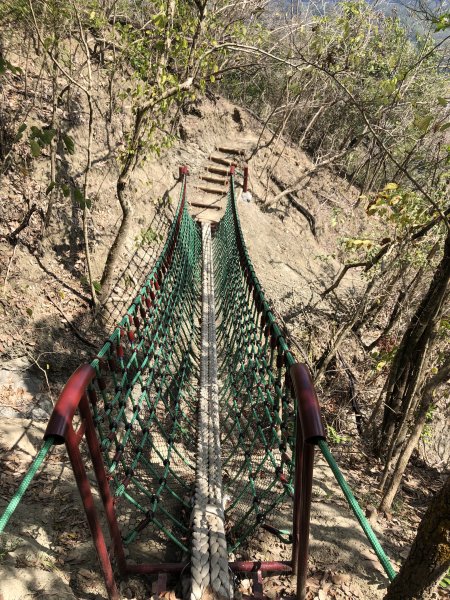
[62,133,75,155]
[370,347,397,373]
[224,0,448,197]
[420,403,436,444]
[433,13,450,32]
[14,123,27,142]
[135,227,163,248]
[9,116,81,207]
[327,425,350,444]
[80,276,100,293]
[365,183,430,230]
[341,237,376,251]
[72,186,91,210]
[0,55,21,75]
[441,567,450,588]
[28,126,56,157]
[331,207,343,228]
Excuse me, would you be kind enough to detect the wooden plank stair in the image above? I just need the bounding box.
[216,146,244,156]
[189,140,248,224]
[200,175,228,185]
[190,201,222,210]
[194,185,227,195]
[206,166,229,175]
[209,155,236,167]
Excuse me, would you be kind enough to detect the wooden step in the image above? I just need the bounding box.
[206,166,229,175]
[200,174,228,185]
[209,155,235,167]
[194,185,226,195]
[190,201,222,210]
[217,146,244,155]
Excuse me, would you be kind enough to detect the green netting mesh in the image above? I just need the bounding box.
[214,179,297,552]
[0,170,398,586]
[87,180,202,560]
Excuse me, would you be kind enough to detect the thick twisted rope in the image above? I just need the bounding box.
[190,224,232,600]
[206,224,232,600]
[190,223,212,599]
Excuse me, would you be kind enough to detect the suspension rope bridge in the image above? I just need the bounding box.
[0,164,396,599]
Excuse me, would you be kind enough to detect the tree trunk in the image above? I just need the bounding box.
[379,357,450,512]
[380,229,450,454]
[384,475,450,600]
[99,106,145,300]
[269,174,316,235]
[43,39,60,233]
[99,176,133,300]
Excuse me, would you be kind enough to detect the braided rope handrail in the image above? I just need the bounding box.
[0,437,55,533]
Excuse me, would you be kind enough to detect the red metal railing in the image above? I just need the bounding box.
[243,164,249,193]
[44,364,125,600]
[291,363,325,600]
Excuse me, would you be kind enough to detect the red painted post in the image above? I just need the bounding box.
[45,365,124,597]
[297,444,314,600]
[44,364,96,442]
[179,165,189,207]
[252,570,264,599]
[126,562,187,575]
[291,409,303,578]
[229,560,291,573]
[65,407,120,600]
[127,560,292,576]
[290,363,326,600]
[243,164,249,192]
[79,393,128,575]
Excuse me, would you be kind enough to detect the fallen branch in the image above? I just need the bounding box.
[267,146,356,207]
[269,174,316,236]
[46,294,97,348]
[321,243,392,297]
[322,208,450,298]
[7,204,43,244]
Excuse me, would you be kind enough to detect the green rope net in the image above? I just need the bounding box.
[214,179,297,552]
[80,175,299,559]
[88,179,202,559]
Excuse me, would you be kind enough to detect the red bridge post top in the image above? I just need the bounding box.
[243,164,249,192]
[290,363,326,444]
[44,364,96,444]
[229,164,236,175]
[179,165,189,178]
